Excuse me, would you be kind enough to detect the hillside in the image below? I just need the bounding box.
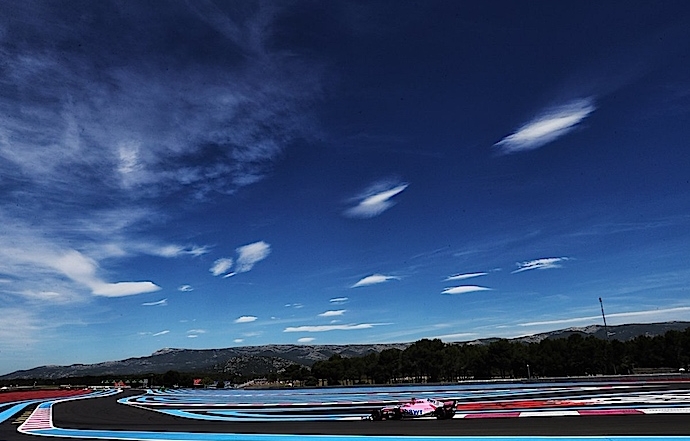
[513,321,690,343]
[0,343,408,380]
[3,321,688,380]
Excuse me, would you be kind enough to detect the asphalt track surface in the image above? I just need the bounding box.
[2,385,690,440]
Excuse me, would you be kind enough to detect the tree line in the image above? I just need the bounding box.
[310,328,690,385]
[0,366,317,389]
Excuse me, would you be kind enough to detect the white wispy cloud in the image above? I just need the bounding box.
[285,303,304,309]
[494,98,595,153]
[234,315,258,323]
[519,306,690,328]
[357,322,466,343]
[0,4,322,200]
[178,285,193,292]
[445,272,487,281]
[148,244,210,258]
[234,339,244,343]
[210,258,234,277]
[297,337,315,343]
[142,298,168,306]
[351,274,399,288]
[442,285,492,295]
[318,310,347,317]
[211,241,272,278]
[17,289,81,305]
[284,323,387,332]
[92,281,161,297]
[50,249,161,297]
[512,257,569,273]
[0,244,160,300]
[344,181,409,218]
[235,241,271,273]
[152,330,170,336]
[116,141,142,183]
[0,2,322,367]
[329,297,349,304]
[0,308,42,347]
[430,332,478,341]
[187,329,206,337]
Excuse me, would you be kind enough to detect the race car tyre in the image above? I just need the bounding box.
[446,402,457,419]
[371,409,383,421]
[435,407,447,419]
[391,408,402,420]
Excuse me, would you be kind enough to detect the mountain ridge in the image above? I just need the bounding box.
[3,321,689,380]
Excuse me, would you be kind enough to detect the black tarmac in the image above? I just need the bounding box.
[2,387,690,439]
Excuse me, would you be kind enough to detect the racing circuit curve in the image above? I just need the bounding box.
[2,380,690,440]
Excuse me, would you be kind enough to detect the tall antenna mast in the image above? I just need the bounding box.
[599,297,609,339]
[599,297,613,374]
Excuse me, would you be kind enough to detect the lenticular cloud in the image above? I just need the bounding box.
[513,257,569,273]
[234,316,257,324]
[441,285,491,295]
[495,98,595,153]
[351,274,399,288]
[345,182,409,218]
[445,272,487,281]
[92,281,161,297]
[318,309,346,317]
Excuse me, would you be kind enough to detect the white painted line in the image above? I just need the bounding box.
[518,410,580,417]
[640,407,690,414]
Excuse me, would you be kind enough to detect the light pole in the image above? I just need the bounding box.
[526,363,531,380]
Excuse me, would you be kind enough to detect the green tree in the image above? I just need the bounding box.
[402,339,445,382]
[312,354,345,385]
[375,348,402,383]
[162,370,181,388]
[487,339,514,378]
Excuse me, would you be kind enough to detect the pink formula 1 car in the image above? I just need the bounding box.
[367,397,457,420]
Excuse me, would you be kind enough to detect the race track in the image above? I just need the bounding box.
[2,380,690,440]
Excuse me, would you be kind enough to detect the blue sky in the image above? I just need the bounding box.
[1,1,689,375]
